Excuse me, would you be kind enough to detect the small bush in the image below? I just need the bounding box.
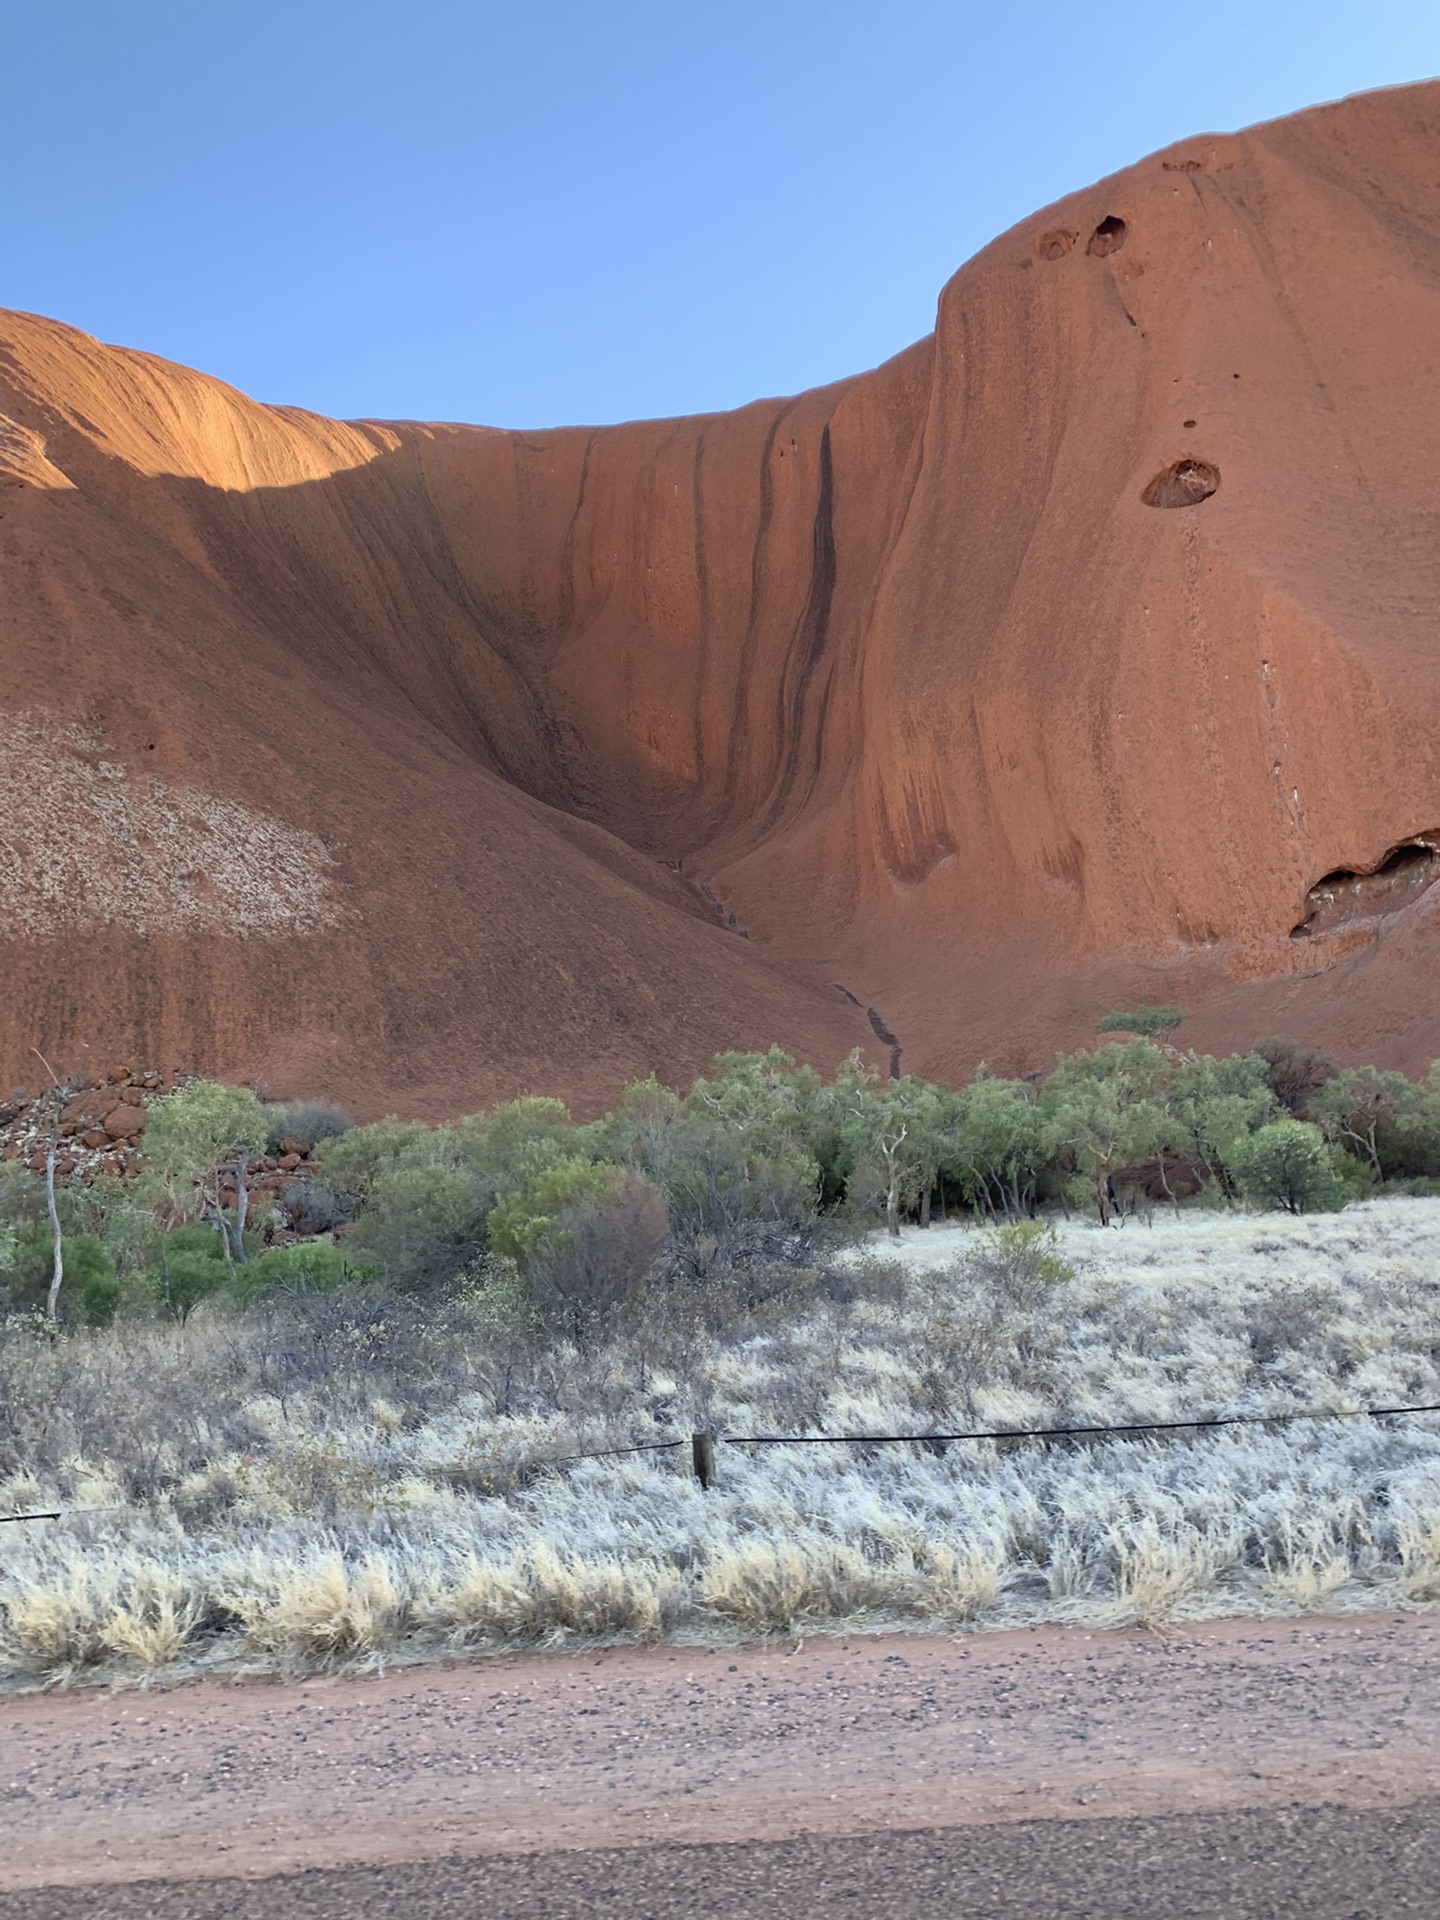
[235,1241,356,1299]
[264,1102,355,1154]
[1095,1005,1184,1039]
[959,1220,1073,1310]
[526,1169,669,1332]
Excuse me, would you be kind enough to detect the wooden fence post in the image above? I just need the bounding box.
[691,1431,716,1490]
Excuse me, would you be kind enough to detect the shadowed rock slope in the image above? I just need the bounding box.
[3,81,1439,1115]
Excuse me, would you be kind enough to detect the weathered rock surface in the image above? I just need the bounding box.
[3,81,1439,1116]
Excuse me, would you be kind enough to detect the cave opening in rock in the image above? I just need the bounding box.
[1141,457,1220,508]
[1291,836,1440,938]
[1087,215,1128,256]
[1039,227,1077,260]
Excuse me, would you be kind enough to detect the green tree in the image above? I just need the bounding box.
[1308,1066,1436,1182]
[1163,1052,1278,1195]
[1229,1120,1347,1214]
[145,1081,268,1264]
[943,1075,1049,1220]
[1043,1039,1174,1223]
[832,1058,951,1237]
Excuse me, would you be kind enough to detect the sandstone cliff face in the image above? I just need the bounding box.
[3,82,1438,1115]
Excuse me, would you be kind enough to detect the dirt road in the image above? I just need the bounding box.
[3,1614,1437,1902]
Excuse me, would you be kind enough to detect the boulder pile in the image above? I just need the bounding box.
[1,1066,172,1177]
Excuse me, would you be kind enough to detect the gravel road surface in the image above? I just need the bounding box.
[4,1613,1438,1910]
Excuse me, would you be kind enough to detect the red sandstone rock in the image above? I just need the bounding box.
[81,1128,108,1149]
[103,1105,146,1140]
[1,84,1439,1112]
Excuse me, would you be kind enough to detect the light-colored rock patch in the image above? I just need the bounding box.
[0,709,345,938]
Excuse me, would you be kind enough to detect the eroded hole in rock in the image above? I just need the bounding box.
[1039,227,1077,260]
[1291,836,1440,938]
[1087,215,1128,256]
[1141,457,1220,508]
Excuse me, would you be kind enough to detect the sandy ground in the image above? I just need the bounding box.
[3,1612,1438,1892]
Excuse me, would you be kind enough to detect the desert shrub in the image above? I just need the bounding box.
[617,1051,835,1267]
[71,1236,122,1328]
[1253,1037,1338,1115]
[279,1180,352,1234]
[1244,1283,1334,1370]
[234,1240,354,1299]
[0,1225,118,1325]
[906,1223,1075,1421]
[487,1156,623,1263]
[263,1101,354,1153]
[1229,1119,1346,1213]
[525,1169,669,1333]
[1095,1004,1184,1039]
[317,1119,497,1288]
[959,1219,1073,1309]
[155,1243,227,1325]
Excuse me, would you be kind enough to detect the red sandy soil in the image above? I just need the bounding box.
[3,80,1440,1118]
[3,1615,1437,1890]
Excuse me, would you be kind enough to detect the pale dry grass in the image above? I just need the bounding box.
[3,1197,1440,1682]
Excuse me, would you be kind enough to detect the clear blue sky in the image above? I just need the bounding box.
[5,2,1439,428]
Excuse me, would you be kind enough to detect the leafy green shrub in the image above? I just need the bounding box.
[1229,1120,1347,1214]
[72,1236,122,1328]
[957,1220,1073,1310]
[487,1157,624,1262]
[0,1223,119,1325]
[234,1241,356,1299]
[317,1119,499,1287]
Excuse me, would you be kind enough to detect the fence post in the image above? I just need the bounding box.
[691,1431,716,1490]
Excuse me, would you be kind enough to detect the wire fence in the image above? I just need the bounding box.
[7,1397,1440,1521]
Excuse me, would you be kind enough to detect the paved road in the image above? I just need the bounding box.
[4,1800,1439,1920]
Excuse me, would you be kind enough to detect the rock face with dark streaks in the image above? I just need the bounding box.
[3,81,1439,1115]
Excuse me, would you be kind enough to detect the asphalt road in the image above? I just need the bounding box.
[5,1799,1438,1920]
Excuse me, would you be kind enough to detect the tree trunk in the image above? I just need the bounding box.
[214,1173,235,1273]
[231,1160,249,1263]
[919,1181,932,1228]
[44,1145,63,1322]
[886,1175,901,1237]
[1095,1169,1111,1227]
